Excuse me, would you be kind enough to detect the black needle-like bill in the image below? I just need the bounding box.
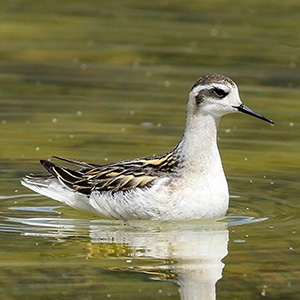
[233,104,274,124]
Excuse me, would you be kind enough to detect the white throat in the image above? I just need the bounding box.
[176,109,221,173]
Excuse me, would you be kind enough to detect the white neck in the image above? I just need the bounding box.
[175,111,222,173]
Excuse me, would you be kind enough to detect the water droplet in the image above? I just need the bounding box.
[164,80,171,87]
[141,122,152,127]
[132,60,140,70]
[261,289,266,297]
[81,63,87,70]
[210,28,218,37]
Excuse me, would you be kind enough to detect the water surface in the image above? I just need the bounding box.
[0,1,299,299]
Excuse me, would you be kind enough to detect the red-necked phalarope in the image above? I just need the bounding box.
[22,74,274,220]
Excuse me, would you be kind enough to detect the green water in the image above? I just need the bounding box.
[0,1,299,299]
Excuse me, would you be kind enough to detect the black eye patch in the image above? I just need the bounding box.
[213,87,228,98]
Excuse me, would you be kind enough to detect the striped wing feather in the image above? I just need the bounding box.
[38,153,178,195]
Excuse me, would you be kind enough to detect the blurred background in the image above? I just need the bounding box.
[0,1,299,299]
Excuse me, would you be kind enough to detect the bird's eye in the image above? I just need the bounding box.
[213,88,227,98]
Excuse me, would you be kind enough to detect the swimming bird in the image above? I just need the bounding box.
[22,74,274,220]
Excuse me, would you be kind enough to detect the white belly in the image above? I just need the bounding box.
[88,169,229,220]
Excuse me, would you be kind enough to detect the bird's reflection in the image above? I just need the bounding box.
[8,215,229,300]
[89,220,228,300]
[8,203,267,300]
